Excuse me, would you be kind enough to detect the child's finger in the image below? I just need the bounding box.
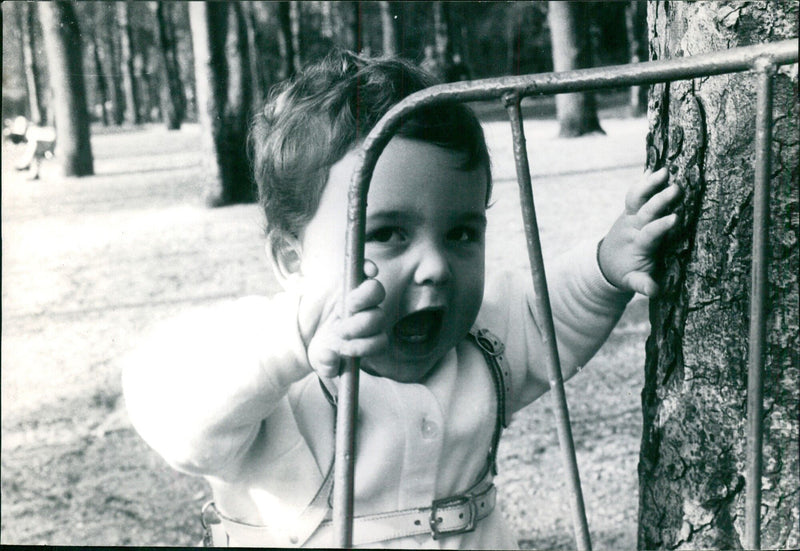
[345,278,386,314]
[626,167,669,213]
[363,259,379,279]
[637,213,679,252]
[637,183,682,222]
[338,307,387,339]
[623,271,660,297]
[338,333,389,358]
[307,339,344,378]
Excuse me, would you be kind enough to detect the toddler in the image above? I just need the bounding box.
[123,51,680,548]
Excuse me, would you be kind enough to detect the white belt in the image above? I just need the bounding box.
[202,481,496,547]
[315,482,497,546]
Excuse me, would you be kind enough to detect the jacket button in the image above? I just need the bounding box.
[421,418,439,439]
[289,535,299,544]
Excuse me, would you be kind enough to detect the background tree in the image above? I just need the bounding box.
[20,2,46,125]
[547,1,604,137]
[188,1,253,206]
[432,2,451,74]
[154,1,187,130]
[625,0,648,116]
[640,2,798,549]
[103,4,125,126]
[289,1,303,70]
[82,3,110,126]
[117,2,142,125]
[379,1,398,56]
[37,1,94,177]
[276,2,297,79]
[351,1,364,53]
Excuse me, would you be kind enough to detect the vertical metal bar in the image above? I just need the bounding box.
[503,91,592,551]
[333,359,359,546]
[745,57,775,551]
[334,166,370,547]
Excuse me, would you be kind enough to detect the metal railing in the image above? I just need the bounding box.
[335,39,799,549]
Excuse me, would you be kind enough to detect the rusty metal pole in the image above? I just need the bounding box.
[333,154,371,546]
[745,57,775,551]
[503,91,592,551]
[333,356,359,546]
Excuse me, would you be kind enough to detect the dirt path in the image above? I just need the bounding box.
[1,116,650,547]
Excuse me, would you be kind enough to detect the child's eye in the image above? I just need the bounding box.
[366,227,404,244]
[447,227,482,243]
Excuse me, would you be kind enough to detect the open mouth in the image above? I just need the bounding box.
[393,308,444,345]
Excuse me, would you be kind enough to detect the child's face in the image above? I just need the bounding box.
[299,137,488,383]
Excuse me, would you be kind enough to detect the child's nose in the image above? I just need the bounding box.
[413,241,451,286]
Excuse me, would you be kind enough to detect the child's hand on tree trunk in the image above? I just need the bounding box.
[598,167,682,297]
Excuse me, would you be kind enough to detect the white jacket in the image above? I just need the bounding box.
[123,241,631,548]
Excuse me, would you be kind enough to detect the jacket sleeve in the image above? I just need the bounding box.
[122,292,312,477]
[477,240,633,411]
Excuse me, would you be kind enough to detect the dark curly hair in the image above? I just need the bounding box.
[249,50,491,249]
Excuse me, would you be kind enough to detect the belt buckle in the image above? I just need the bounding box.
[429,495,476,540]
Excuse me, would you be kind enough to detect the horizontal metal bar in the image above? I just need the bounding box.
[400,38,798,105]
[348,41,798,239]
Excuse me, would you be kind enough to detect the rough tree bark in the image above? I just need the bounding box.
[37,1,94,177]
[117,2,141,125]
[188,1,254,207]
[640,2,798,549]
[154,1,186,130]
[547,1,605,137]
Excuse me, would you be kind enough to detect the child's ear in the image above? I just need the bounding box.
[266,230,303,291]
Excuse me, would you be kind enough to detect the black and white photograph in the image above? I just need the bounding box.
[1,1,797,548]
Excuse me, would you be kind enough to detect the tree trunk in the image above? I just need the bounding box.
[379,1,398,56]
[90,32,109,126]
[243,2,266,107]
[547,1,604,137]
[21,3,45,125]
[188,1,254,207]
[37,1,94,177]
[625,0,648,117]
[506,4,522,75]
[433,2,450,72]
[320,1,334,41]
[155,1,186,130]
[117,2,141,124]
[639,2,798,549]
[289,1,302,71]
[276,2,296,79]
[105,9,125,126]
[138,43,159,123]
[351,1,363,53]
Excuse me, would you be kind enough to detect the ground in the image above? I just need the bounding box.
[1,104,652,548]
